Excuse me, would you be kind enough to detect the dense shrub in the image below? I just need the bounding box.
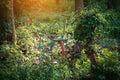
[74,8,106,42]
[92,49,120,80]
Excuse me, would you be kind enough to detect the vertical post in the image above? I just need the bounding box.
[11,0,16,44]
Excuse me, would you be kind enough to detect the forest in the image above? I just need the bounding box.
[0,0,120,80]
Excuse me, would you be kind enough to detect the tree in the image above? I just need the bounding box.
[0,0,16,45]
[56,0,60,5]
[0,0,11,44]
[74,8,106,70]
[11,0,16,44]
[75,0,84,13]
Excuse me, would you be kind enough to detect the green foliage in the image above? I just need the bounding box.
[74,8,106,42]
[105,11,120,40]
[0,45,90,80]
[96,10,120,50]
[16,25,40,54]
[92,49,120,80]
[0,0,120,80]
[0,22,90,80]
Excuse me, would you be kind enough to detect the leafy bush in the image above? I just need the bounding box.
[16,25,40,54]
[92,49,120,80]
[74,8,106,42]
[0,41,91,80]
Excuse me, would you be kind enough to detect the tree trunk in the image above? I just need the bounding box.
[56,0,60,5]
[75,0,84,13]
[0,0,11,44]
[85,27,97,72]
[11,0,16,44]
